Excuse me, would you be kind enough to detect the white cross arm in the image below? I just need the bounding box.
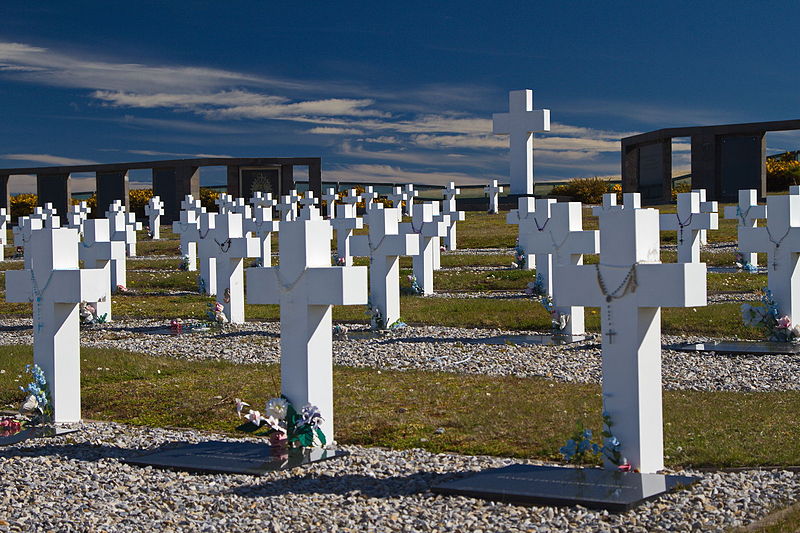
[349,234,420,257]
[738,227,769,253]
[246,266,368,305]
[331,217,363,232]
[223,237,262,258]
[566,230,600,255]
[723,204,767,220]
[6,268,108,303]
[553,263,707,309]
[398,221,449,238]
[492,109,550,135]
[78,241,125,261]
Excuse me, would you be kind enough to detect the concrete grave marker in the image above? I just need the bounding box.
[554,193,707,473]
[403,184,418,218]
[6,227,107,423]
[441,182,465,251]
[79,218,126,321]
[0,208,9,260]
[691,188,718,245]
[387,186,408,219]
[172,195,206,272]
[322,187,339,219]
[331,189,363,267]
[399,202,448,295]
[659,191,718,263]
[145,196,165,239]
[506,197,537,270]
[14,209,60,269]
[363,186,378,210]
[519,200,599,336]
[351,203,420,328]
[243,193,279,267]
[105,201,142,257]
[484,180,504,214]
[739,186,800,323]
[492,89,551,196]
[65,202,91,237]
[723,189,767,269]
[246,205,368,442]
[215,194,234,214]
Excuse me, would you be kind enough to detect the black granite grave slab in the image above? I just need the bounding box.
[122,441,349,475]
[0,426,79,446]
[431,464,699,512]
[670,340,800,355]
[479,334,586,346]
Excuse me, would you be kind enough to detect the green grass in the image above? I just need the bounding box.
[1,345,797,467]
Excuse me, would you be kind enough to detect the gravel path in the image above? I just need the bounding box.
[0,318,797,393]
[0,421,797,532]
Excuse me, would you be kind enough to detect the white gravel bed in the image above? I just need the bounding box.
[0,319,796,393]
[0,422,797,532]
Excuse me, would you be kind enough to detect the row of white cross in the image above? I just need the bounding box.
[6,186,796,476]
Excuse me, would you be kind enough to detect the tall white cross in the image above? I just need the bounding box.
[484,179,504,214]
[387,186,408,219]
[79,218,126,321]
[322,187,339,219]
[399,202,448,295]
[739,186,800,322]
[430,201,450,271]
[518,200,599,335]
[492,89,551,196]
[723,189,767,269]
[351,203,420,327]
[244,203,279,268]
[246,205,367,442]
[6,227,107,423]
[659,192,718,263]
[506,197,538,270]
[331,189,363,267]
[403,184,418,218]
[145,196,165,240]
[193,212,219,295]
[0,208,9,260]
[441,182,465,251]
[205,212,260,323]
[554,194,707,473]
[14,209,60,269]
[105,201,141,257]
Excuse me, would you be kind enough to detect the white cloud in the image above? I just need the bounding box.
[411,133,507,149]
[126,150,233,158]
[2,153,98,166]
[325,163,493,187]
[308,127,365,135]
[93,90,282,109]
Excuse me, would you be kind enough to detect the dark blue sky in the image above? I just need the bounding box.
[1,1,798,191]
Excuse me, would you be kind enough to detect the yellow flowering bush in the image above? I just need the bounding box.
[10,193,38,220]
[200,188,221,211]
[549,177,621,204]
[766,158,800,192]
[671,182,692,201]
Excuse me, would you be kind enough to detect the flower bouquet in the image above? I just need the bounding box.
[207,302,228,325]
[236,397,326,449]
[17,364,53,427]
[741,289,800,342]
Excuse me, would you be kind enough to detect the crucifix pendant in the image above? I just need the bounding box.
[606,330,616,344]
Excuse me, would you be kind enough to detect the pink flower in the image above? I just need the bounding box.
[777,315,792,329]
[618,462,633,472]
[269,432,288,447]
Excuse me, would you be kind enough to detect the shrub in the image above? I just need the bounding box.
[200,188,221,212]
[671,182,692,201]
[10,194,38,221]
[128,189,154,218]
[766,158,800,192]
[549,177,620,204]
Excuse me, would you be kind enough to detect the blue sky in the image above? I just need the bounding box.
[1,1,799,192]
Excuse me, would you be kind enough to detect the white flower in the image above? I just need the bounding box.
[235,398,250,418]
[265,397,289,420]
[245,410,265,426]
[264,416,286,433]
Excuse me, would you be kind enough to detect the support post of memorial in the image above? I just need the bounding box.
[96,170,130,213]
[36,172,71,219]
[153,166,200,224]
[246,205,367,443]
[554,193,707,473]
[6,228,106,423]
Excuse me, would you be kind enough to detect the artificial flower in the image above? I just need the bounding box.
[235,398,250,418]
[245,410,265,426]
[777,315,792,329]
[265,397,289,420]
[298,404,323,429]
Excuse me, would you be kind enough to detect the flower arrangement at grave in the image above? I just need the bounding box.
[0,417,22,437]
[741,289,800,342]
[79,301,107,325]
[734,252,758,273]
[401,274,423,295]
[206,302,228,325]
[15,364,53,427]
[170,318,183,335]
[116,284,132,295]
[331,252,346,266]
[236,396,326,448]
[511,245,526,269]
[178,255,191,271]
[332,324,349,340]
[560,412,632,471]
[366,302,383,330]
[525,274,569,333]
[387,318,407,329]
[196,275,206,295]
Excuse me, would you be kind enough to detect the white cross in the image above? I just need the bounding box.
[230,197,253,220]
[14,210,60,269]
[79,218,127,320]
[331,189,363,267]
[387,186,408,219]
[42,202,58,219]
[398,202,449,295]
[739,186,800,322]
[300,191,318,210]
[322,187,339,219]
[350,203,420,327]
[403,184,419,218]
[65,202,91,238]
[441,181,466,251]
[517,200,599,335]
[172,207,203,272]
[215,194,234,214]
[277,195,298,222]
[246,205,367,442]
[250,191,276,209]
[0,208,10,260]
[659,192,718,263]
[6,227,107,423]
[723,189,767,269]
[492,89,551,196]
[429,201,450,271]
[506,197,537,271]
[105,201,141,257]
[363,186,378,210]
[691,188,718,246]
[591,192,641,216]
[202,212,260,323]
[484,179,504,214]
[554,193,707,473]
[243,205,279,267]
[144,196,165,240]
